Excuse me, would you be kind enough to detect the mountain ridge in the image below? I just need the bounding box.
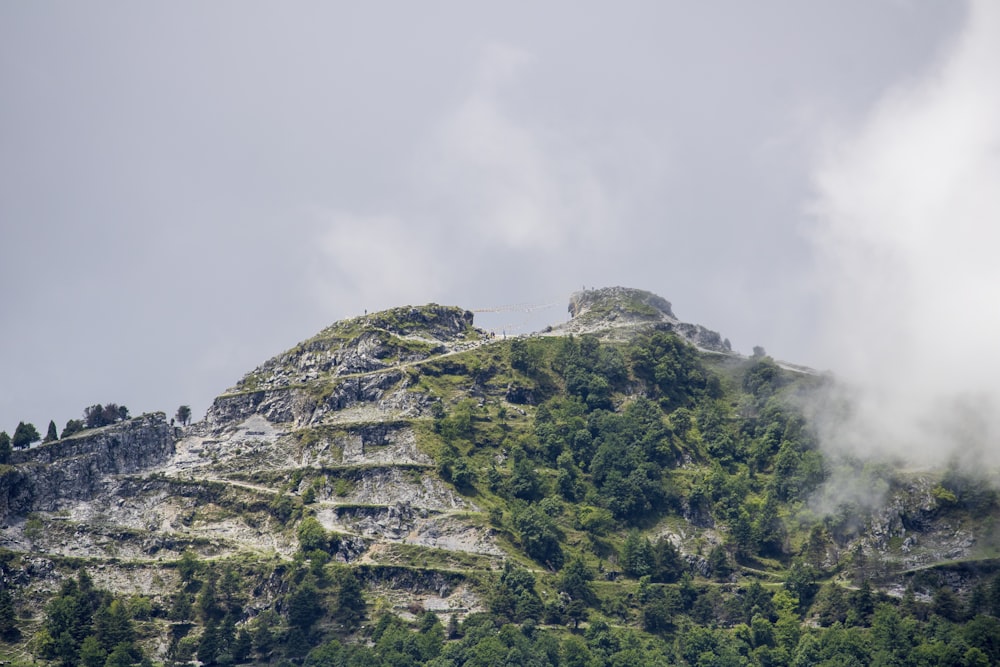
[1,286,998,667]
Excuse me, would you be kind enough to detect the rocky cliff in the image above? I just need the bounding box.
[0,413,174,521]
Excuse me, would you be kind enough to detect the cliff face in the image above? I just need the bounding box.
[0,413,174,520]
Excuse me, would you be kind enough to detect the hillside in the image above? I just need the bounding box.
[2,287,999,666]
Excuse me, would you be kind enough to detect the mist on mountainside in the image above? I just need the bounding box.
[807,1,1000,499]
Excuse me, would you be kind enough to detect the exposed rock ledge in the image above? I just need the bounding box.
[0,413,175,521]
[560,286,733,354]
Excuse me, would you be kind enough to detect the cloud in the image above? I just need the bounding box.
[311,211,448,313]
[809,0,1000,469]
[421,41,612,251]
[309,41,614,313]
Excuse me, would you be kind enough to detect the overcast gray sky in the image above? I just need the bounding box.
[2,1,991,437]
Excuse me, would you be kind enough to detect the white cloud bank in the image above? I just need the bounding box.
[810,0,1000,469]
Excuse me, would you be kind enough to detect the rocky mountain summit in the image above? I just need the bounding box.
[1,289,728,556]
[1,287,998,666]
[559,287,732,353]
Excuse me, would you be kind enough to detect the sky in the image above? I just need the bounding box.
[1,1,994,444]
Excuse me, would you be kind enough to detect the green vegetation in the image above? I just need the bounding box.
[11,421,39,450]
[33,570,149,667]
[4,302,1000,666]
[83,403,130,429]
[4,403,134,452]
[175,405,192,426]
[60,418,84,438]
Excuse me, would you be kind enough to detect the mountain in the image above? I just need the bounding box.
[1,287,998,666]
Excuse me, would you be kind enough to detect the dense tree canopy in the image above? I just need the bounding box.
[83,403,129,429]
[43,419,58,443]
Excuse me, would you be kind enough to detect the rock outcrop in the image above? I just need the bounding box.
[0,413,174,521]
[560,286,732,353]
[226,305,476,395]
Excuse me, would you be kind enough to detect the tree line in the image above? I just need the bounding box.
[0,402,193,465]
[0,403,130,462]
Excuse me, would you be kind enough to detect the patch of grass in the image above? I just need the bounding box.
[333,478,353,497]
[23,515,44,541]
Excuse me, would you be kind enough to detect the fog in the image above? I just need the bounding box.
[809,0,1000,475]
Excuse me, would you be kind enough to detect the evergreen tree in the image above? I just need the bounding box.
[78,635,105,667]
[177,549,201,585]
[231,627,253,663]
[334,568,365,630]
[988,572,1000,617]
[652,536,685,583]
[566,599,589,629]
[251,610,278,659]
[197,619,221,666]
[0,585,18,641]
[197,570,223,622]
[44,419,58,443]
[168,591,193,622]
[93,599,134,652]
[621,531,654,578]
[0,431,10,464]
[287,575,322,631]
[707,544,732,580]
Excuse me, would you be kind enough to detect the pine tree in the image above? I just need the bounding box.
[44,420,58,443]
[231,627,252,663]
[334,568,365,630]
[197,619,220,666]
[622,531,654,578]
[0,431,11,464]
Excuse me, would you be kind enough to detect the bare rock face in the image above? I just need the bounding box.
[224,305,476,396]
[204,304,479,431]
[0,413,174,520]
